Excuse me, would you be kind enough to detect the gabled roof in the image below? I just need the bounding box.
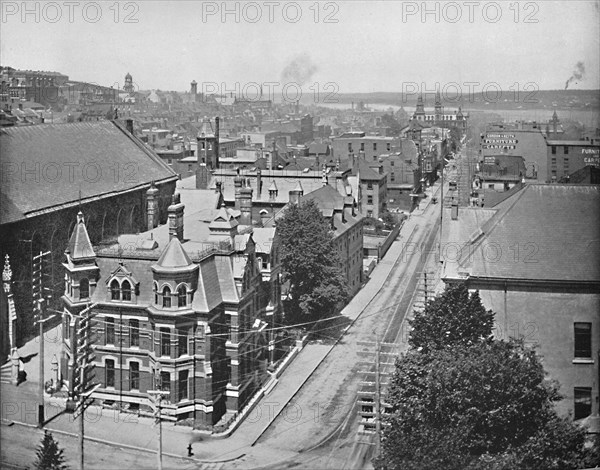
[455,184,600,282]
[67,212,95,260]
[357,159,385,181]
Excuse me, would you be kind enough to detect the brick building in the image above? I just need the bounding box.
[61,187,282,428]
[441,184,600,423]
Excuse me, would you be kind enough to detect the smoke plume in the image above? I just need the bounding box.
[280,53,318,87]
[565,61,585,89]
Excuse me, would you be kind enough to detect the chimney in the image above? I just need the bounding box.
[239,180,253,225]
[146,182,159,230]
[168,192,185,241]
[234,172,244,210]
[322,164,328,186]
[271,140,277,169]
[195,164,209,189]
[257,169,263,199]
[126,118,134,135]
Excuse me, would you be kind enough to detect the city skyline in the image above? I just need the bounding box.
[1,1,600,93]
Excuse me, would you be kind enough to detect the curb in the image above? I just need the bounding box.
[250,224,419,447]
[2,418,245,465]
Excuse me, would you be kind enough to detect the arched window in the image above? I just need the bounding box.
[154,282,159,305]
[162,286,171,308]
[178,285,187,308]
[79,278,89,300]
[121,280,131,301]
[110,280,120,300]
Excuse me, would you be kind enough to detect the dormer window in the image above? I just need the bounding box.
[162,286,171,308]
[110,280,120,300]
[121,280,132,301]
[178,285,187,307]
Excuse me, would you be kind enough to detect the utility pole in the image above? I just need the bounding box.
[356,337,397,449]
[72,302,99,470]
[148,389,170,470]
[32,250,52,427]
[439,162,444,263]
[374,333,381,455]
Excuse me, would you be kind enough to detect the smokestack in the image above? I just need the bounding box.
[215,117,220,168]
[126,118,134,135]
[168,192,185,241]
[257,169,263,199]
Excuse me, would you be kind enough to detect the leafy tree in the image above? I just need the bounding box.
[276,200,348,322]
[408,282,494,353]
[376,340,599,470]
[34,431,68,470]
[374,282,599,470]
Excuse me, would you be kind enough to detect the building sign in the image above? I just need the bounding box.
[583,156,600,167]
[484,156,497,164]
[482,133,518,150]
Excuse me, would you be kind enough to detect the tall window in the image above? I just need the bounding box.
[130,319,139,347]
[360,142,364,151]
[106,317,115,345]
[564,146,569,154]
[105,359,115,387]
[162,286,171,308]
[79,278,89,300]
[121,280,131,301]
[178,328,188,357]
[160,371,171,395]
[574,387,592,420]
[551,146,556,155]
[161,328,171,357]
[177,286,187,308]
[373,143,377,151]
[178,370,189,401]
[574,323,592,358]
[387,143,391,151]
[110,280,120,300]
[154,282,159,305]
[130,362,139,390]
[348,143,352,153]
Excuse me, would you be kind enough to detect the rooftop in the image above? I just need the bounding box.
[0,120,177,225]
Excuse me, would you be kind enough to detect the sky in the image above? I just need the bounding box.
[1,0,599,95]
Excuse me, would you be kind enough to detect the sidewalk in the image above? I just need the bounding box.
[2,190,443,467]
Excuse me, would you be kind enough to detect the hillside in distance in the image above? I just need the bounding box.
[328,89,600,111]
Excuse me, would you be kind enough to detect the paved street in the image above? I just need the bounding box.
[1,180,445,470]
